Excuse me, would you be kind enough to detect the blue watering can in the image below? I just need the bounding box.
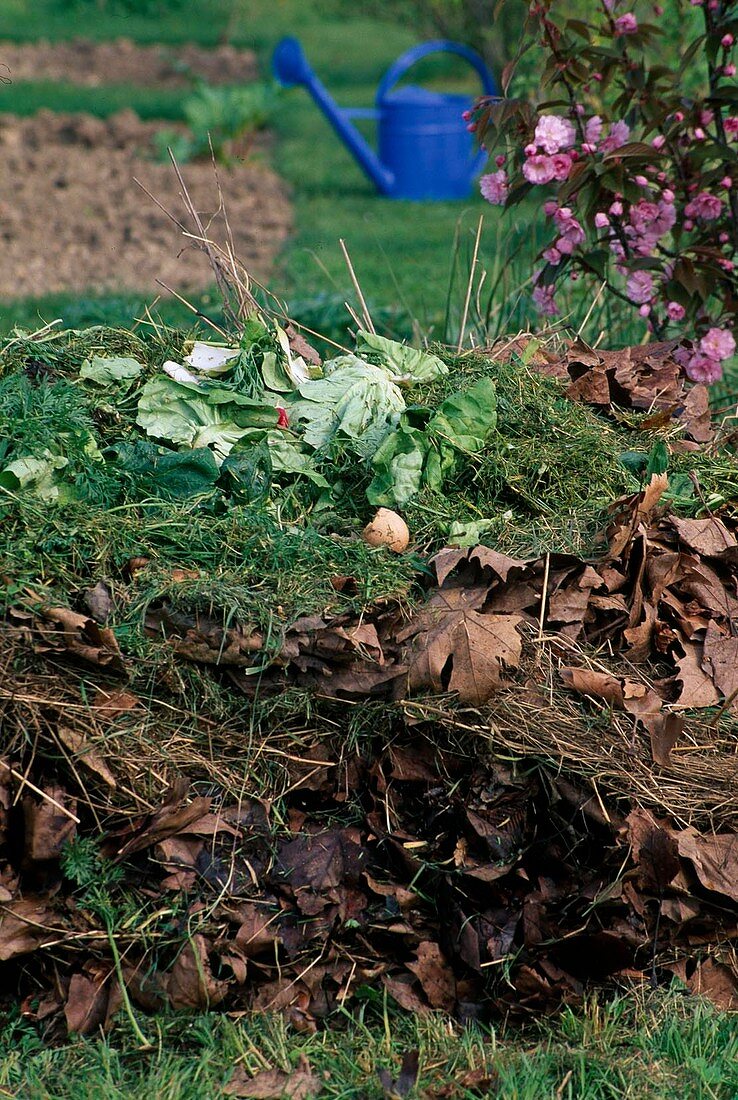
[272,37,498,201]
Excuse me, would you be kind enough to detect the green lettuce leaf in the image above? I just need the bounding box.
[286,355,405,457]
[114,441,220,499]
[366,426,427,506]
[79,356,143,388]
[427,377,497,453]
[356,330,448,383]
[0,451,70,500]
[136,376,279,460]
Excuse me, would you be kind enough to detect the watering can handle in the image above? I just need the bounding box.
[376,39,498,102]
[376,40,497,179]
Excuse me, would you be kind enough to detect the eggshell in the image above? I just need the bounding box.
[362,508,410,553]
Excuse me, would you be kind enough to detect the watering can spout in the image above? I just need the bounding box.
[273,36,395,194]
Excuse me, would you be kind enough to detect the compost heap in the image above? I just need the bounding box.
[2,320,738,1039]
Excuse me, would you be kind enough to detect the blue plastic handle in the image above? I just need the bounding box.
[376,40,497,178]
[376,39,498,103]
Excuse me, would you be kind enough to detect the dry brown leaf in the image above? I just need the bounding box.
[674,643,720,709]
[0,898,62,960]
[57,726,117,789]
[164,933,228,1010]
[31,602,124,670]
[115,791,212,858]
[560,668,624,707]
[684,958,738,1011]
[92,689,141,720]
[399,589,522,705]
[224,1056,321,1098]
[702,621,738,711]
[65,967,121,1035]
[670,516,738,559]
[234,903,281,956]
[677,829,738,903]
[23,787,77,861]
[645,713,684,768]
[382,973,429,1014]
[407,941,455,1011]
[626,809,680,894]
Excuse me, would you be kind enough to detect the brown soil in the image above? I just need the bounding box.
[0,36,258,87]
[0,110,292,299]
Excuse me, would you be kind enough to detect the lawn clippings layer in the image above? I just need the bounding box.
[1,326,738,1036]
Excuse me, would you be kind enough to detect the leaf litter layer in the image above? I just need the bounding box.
[2,322,738,1045]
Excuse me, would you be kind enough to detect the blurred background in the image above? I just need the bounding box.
[0,0,696,352]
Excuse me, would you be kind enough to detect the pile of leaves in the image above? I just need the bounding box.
[1,321,738,1037]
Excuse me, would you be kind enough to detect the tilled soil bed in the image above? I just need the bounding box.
[0,36,258,87]
[0,110,291,298]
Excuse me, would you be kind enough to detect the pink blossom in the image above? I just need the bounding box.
[524,143,537,157]
[667,301,685,321]
[532,281,560,316]
[721,176,733,189]
[556,235,576,255]
[614,12,638,33]
[600,120,630,153]
[719,231,730,243]
[523,154,556,184]
[639,304,651,317]
[626,270,655,304]
[543,200,558,216]
[700,327,736,360]
[694,127,706,141]
[722,33,735,48]
[724,63,736,77]
[684,191,724,220]
[700,109,714,127]
[480,170,509,205]
[725,116,738,136]
[542,245,563,265]
[495,154,506,168]
[594,212,610,228]
[634,174,649,187]
[585,115,603,145]
[534,114,576,154]
[662,188,674,202]
[683,218,694,231]
[550,153,573,180]
[609,200,624,216]
[685,353,722,384]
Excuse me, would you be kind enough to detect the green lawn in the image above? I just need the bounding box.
[2,988,737,1099]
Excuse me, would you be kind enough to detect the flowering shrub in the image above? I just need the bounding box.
[469,0,738,383]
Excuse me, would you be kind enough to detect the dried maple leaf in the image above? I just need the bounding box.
[670,516,738,559]
[702,621,738,712]
[398,588,522,705]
